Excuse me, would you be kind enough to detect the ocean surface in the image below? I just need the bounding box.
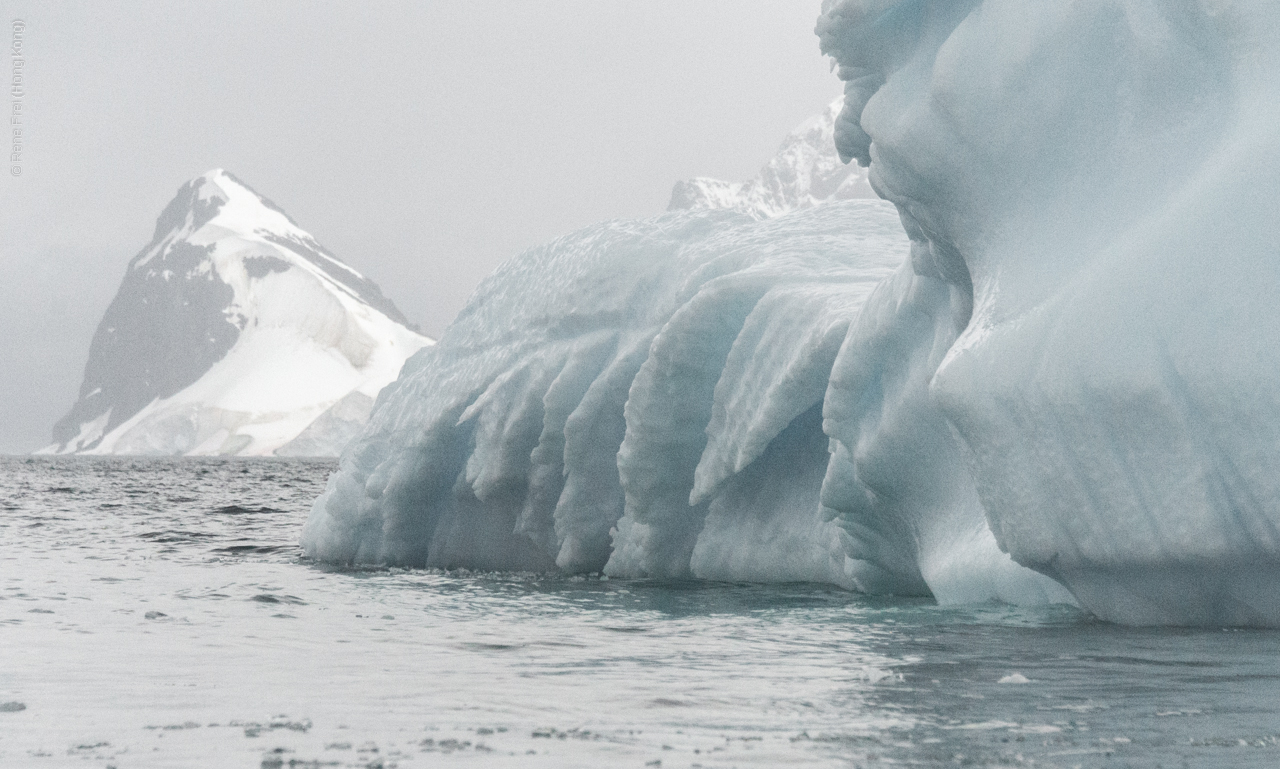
[2,458,1279,768]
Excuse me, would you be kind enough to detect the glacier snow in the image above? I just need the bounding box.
[306,1,1280,625]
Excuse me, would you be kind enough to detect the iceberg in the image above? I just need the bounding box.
[303,203,905,577]
[816,0,1280,624]
[302,200,1066,601]
[306,0,1280,625]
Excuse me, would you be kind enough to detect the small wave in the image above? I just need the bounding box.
[139,530,217,543]
[250,594,306,605]
[210,505,285,515]
[213,544,292,555]
[457,641,523,651]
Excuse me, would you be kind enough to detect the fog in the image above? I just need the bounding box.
[0,0,839,453]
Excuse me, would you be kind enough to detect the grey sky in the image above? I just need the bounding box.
[0,1,841,453]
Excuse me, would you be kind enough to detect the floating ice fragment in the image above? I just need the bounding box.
[998,674,1030,684]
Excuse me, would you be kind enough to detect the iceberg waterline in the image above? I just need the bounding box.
[306,0,1280,625]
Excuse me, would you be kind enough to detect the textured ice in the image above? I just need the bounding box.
[306,204,887,576]
[816,0,1280,624]
[302,200,1064,601]
[308,1,1280,625]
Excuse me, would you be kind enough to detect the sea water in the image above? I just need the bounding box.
[2,457,1278,768]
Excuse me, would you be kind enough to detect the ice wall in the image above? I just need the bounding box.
[819,0,1280,624]
[302,203,906,580]
[302,199,1069,603]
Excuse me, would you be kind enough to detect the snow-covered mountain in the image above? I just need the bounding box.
[667,99,877,219]
[41,170,431,456]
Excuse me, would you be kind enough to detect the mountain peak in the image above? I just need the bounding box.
[141,169,300,256]
[43,172,431,456]
[132,170,412,327]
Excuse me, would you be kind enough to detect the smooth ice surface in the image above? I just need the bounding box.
[41,170,430,457]
[8,458,1280,768]
[817,0,1280,624]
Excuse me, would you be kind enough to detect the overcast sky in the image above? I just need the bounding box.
[0,1,841,453]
